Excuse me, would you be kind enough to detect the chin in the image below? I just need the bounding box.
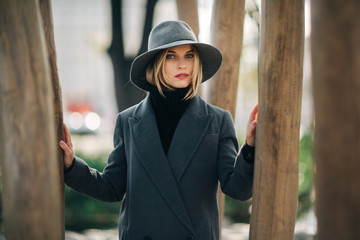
[176,85,190,89]
[171,82,191,89]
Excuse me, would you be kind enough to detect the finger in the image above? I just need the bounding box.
[63,124,73,148]
[249,104,258,119]
[249,120,257,132]
[248,104,258,125]
[247,120,257,134]
[250,104,258,119]
[59,140,68,151]
[59,140,73,155]
[246,121,257,146]
[59,141,74,167]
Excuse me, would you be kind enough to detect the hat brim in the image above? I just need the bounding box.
[130,40,222,91]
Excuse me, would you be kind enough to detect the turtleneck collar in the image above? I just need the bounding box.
[149,85,193,118]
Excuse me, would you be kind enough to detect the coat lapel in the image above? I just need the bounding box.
[128,96,196,234]
[167,95,213,182]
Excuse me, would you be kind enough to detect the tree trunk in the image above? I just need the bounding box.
[207,0,246,237]
[38,0,65,237]
[108,0,158,112]
[249,0,304,239]
[108,0,144,112]
[138,0,159,55]
[311,0,360,239]
[176,0,199,37]
[0,0,62,239]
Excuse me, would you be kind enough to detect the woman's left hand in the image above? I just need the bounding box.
[246,104,258,147]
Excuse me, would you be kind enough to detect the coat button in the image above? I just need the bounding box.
[185,234,194,240]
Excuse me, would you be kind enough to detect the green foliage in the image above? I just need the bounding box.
[297,130,314,218]
[224,197,252,223]
[65,152,121,232]
[225,130,314,223]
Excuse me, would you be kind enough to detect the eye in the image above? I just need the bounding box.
[166,54,175,59]
[186,54,194,58]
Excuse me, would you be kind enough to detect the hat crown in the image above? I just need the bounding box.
[148,21,197,50]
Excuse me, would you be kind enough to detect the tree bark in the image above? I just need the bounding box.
[38,0,65,237]
[176,0,199,37]
[311,1,360,239]
[207,0,246,237]
[0,0,62,239]
[249,0,304,239]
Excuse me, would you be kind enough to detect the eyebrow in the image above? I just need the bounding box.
[168,49,194,53]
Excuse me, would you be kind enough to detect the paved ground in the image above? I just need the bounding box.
[0,214,315,240]
[65,211,316,240]
[65,226,315,240]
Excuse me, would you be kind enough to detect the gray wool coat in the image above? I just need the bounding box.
[64,94,254,240]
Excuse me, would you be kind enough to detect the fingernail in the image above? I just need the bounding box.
[60,141,64,145]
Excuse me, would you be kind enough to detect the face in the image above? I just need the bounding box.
[164,45,194,88]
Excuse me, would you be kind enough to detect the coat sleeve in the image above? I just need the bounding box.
[64,114,127,202]
[217,111,254,201]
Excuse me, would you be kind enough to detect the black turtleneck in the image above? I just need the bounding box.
[149,86,192,155]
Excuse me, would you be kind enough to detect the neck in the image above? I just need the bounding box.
[149,86,192,117]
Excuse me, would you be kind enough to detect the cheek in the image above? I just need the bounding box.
[164,62,173,76]
[188,61,195,74]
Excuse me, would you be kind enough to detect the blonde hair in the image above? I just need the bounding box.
[145,45,203,100]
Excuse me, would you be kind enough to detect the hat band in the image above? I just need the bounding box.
[149,38,197,50]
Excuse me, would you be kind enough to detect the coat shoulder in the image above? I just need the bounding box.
[194,96,233,132]
[194,95,228,116]
[118,104,138,120]
[114,99,145,125]
[112,103,140,140]
[201,98,232,123]
[206,102,228,116]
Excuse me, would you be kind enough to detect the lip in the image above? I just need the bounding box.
[175,73,189,79]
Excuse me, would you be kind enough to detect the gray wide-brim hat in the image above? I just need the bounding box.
[130,20,223,91]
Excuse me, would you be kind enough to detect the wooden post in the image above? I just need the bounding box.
[176,0,199,37]
[311,0,360,239]
[249,0,304,239]
[0,0,62,239]
[39,0,65,237]
[207,0,246,236]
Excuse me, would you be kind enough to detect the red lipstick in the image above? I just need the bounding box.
[175,73,189,79]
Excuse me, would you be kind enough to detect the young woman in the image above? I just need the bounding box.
[60,20,257,240]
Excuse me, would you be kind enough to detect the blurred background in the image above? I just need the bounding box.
[50,0,314,239]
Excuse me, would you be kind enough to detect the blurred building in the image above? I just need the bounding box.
[52,0,179,134]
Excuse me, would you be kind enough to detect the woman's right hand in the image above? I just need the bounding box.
[59,123,74,168]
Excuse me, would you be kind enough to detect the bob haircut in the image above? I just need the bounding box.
[145,45,203,100]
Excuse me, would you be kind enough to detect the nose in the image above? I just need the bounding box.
[178,62,186,70]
